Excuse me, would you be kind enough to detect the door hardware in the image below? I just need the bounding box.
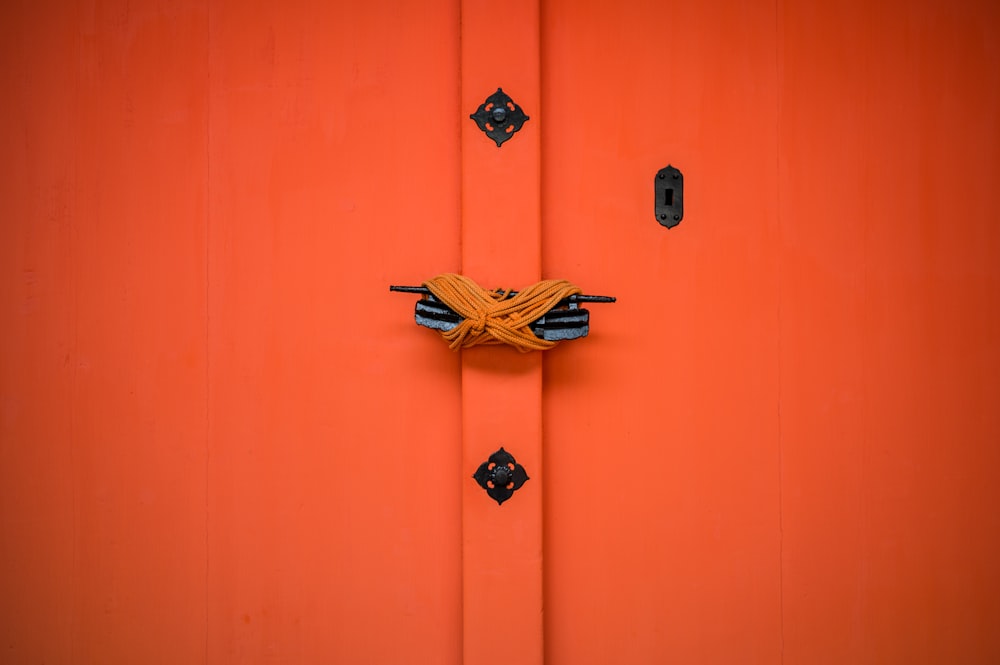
[655,165,684,228]
[470,88,529,147]
[389,284,616,343]
[473,447,529,505]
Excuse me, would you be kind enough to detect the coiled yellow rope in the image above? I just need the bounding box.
[422,273,583,352]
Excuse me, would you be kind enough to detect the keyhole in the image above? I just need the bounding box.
[663,188,674,206]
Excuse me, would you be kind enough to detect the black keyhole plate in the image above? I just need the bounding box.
[655,165,684,229]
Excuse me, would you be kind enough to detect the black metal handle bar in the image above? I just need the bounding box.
[389,285,616,303]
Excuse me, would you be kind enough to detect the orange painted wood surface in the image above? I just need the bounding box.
[541,1,782,662]
[2,1,466,663]
[2,0,999,663]
[205,1,463,663]
[459,1,544,663]
[541,0,1000,663]
[1,2,210,662]
[776,1,1000,661]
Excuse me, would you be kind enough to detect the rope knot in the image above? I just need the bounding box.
[422,273,583,352]
[468,311,489,336]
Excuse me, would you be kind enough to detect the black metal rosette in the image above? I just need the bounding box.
[469,88,529,147]
[472,447,529,506]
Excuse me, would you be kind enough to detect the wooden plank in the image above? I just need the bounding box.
[460,1,543,663]
[540,0,782,662]
[778,0,1000,661]
[206,1,464,662]
[0,6,81,662]
[0,1,210,662]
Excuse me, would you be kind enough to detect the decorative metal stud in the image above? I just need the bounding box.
[469,88,529,147]
[473,447,529,505]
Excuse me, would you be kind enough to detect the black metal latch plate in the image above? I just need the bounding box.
[415,295,590,342]
[655,165,684,228]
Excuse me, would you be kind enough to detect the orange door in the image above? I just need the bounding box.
[2,1,466,662]
[204,2,464,662]
[541,0,1000,663]
[542,2,782,661]
[3,1,999,664]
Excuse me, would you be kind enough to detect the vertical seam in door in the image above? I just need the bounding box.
[456,0,465,272]
[204,1,211,662]
[456,3,465,663]
[71,10,81,657]
[774,0,785,661]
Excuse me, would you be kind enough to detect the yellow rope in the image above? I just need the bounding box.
[422,273,583,352]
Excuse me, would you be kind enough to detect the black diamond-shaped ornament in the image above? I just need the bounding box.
[469,88,529,147]
[472,447,529,505]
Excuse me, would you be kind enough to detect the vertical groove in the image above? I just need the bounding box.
[204,0,211,662]
[71,5,82,660]
[534,5,544,662]
[456,4,464,663]
[535,0,549,664]
[774,0,785,661]
[456,0,464,275]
